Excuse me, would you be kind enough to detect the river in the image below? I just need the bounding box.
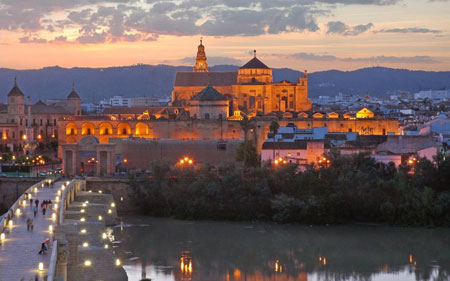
[112,217,450,281]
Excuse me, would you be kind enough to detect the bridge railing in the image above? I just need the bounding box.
[58,179,85,226]
[47,240,58,281]
[0,179,51,233]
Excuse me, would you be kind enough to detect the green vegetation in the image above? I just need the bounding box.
[132,150,450,226]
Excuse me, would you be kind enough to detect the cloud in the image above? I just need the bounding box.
[376,27,441,34]
[19,36,47,43]
[0,0,403,44]
[275,52,438,64]
[327,21,373,35]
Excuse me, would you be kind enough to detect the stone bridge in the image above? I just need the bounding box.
[0,178,127,281]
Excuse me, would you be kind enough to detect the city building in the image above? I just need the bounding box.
[0,79,81,152]
[172,40,312,114]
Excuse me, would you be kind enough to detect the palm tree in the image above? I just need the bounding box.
[269,121,280,161]
[240,116,252,142]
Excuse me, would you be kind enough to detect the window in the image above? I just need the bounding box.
[20,119,22,125]
[289,101,293,108]
[47,119,50,125]
[33,119,36,125]
[40,119,43,126]
[297,152,300,156]
[204,113,210,120]
[87,128,91,135]
[105,128,109,135]
[70,128,75,135]
[54,119,57,126]
[122,128,127,135]
[382,128,386,135]
[25,119,28,126]
[258,101,262,109]
[249,96,255,109]
[348,128,353,132]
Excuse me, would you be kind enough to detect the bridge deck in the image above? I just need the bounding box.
[0,181,62,281]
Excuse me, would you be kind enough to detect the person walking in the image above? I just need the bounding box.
[35,199,39,208]
[42,204,46,216]
[30,219,34,231]
[29,197,33,206]
[32,205,37,217]
[26,218,31,231]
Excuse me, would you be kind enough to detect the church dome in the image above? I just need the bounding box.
[192,86,227,101]
[8,78,25,97]
[67,86,81,99]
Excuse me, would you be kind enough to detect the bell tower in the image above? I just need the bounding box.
[193,38,209,72]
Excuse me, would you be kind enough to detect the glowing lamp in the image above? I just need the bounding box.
[38,262,44,271]
[111,203,115,208]
[80,217,85,222]
[108,209,112,214]
[98,190,102,194]
[84,260,92,266]
[102,232,107,239]
[16,208,21,216]
[82,242,89,248]
[1,233,5,241]
[8,220,13,227]
[104,244,109,249]
[49,225,53,232]
[80,209,85,213]
[98,215,102,221]
[52,213,56,221]
[115,259,121,266]
[80,229,86,234]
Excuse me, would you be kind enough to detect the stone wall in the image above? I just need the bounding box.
[86,178,137,215]
[0,178,40,211]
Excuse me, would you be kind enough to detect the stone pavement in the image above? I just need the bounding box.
[0,181,63,281]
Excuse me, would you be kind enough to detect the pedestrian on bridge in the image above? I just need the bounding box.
[42,204,46,216]
[34,199,39,208]
[32,205,37,217]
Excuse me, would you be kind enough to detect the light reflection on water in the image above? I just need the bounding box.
[113,217,450,281]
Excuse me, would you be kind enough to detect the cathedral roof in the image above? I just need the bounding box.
[8,79,25,97]
[240,51,269,69]
[174,72,236,87]
[192,86,227,101]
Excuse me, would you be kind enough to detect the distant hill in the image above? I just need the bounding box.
[0,65,449,103]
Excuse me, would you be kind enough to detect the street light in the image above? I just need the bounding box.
[179,156,194,166]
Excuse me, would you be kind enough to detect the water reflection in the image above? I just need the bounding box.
[114,217,450,281]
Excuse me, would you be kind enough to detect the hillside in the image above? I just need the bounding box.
[0,65,449,103]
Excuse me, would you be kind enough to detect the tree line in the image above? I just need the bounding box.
[131,145,450,226]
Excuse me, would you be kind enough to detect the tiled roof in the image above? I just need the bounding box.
[67,88,81,99]
[192,86,227,101]
[8,80,24,97]
[174,72,236,87]
[30,104,70,114]
[240,57,269,69]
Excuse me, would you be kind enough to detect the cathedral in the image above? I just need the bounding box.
[171,40,312,118]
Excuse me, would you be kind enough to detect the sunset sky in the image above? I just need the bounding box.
[0,0,449,72]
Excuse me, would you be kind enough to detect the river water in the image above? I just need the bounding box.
[113,217,450,281]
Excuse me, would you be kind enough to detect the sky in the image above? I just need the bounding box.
[0,0,449,72]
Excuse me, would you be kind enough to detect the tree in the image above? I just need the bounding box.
[236,140,260,168]
[240,115,253,141]
[269,121,280,161]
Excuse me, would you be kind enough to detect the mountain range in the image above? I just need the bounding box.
[0,65,449,103]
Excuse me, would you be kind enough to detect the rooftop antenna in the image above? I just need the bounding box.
[254,49,256,58]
